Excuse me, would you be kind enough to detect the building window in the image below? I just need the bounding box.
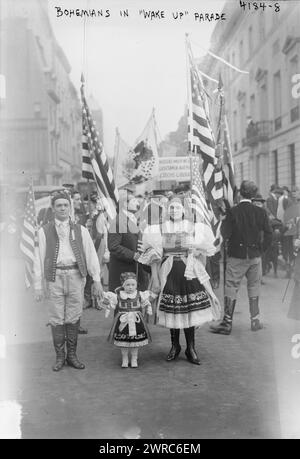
[273,71,281,128]
[259,84,268,121]
[271,150,278,185]
[289,144,296,187]
[248,26,253,56]
[290,55,299,122]
[239,98,246,144]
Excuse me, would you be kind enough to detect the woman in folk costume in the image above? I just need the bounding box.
[287,217,300,320]
[139,193,221,365]
[104,272,155,368]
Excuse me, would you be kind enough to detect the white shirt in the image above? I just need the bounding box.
[33,221,101,290]
[277,195,286,222]
[239,199,252,204]
[55,219,76,266]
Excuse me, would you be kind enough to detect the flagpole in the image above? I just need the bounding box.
[185,34,196,223]
[220,80,227,297]
[113,127,120,182]
[81,73,92,220]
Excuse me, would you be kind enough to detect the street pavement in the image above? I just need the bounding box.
[1,256,300,439]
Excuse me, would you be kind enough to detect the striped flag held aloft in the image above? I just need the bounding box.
[216,75,237,208]
[81,77,118,222]
[20,181,38,288]
[187,39,223,245]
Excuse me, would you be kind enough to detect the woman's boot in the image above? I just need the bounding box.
[65,321,85,369]
[50,324,66,372]
[166,329,181,361]
[184,327,200,365]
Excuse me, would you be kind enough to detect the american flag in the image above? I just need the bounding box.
[20,181,38,288]
[187,40,223,245]
[216,75,237,208]
[81,77,118,222]
[190,155,213,228]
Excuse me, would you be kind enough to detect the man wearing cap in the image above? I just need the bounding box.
[34,192,103,371]
[210,181,272,335]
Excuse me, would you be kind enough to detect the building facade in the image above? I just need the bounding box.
[0,0,83,186]
[202,0,300,197]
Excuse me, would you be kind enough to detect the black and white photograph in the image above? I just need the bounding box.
[0,0,300,441]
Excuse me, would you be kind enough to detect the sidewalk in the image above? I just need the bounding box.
[0,258,299,438]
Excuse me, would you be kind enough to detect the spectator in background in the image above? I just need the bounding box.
[253,193,282,279]
[282,185,300,278]
[83,192,102,309]
[277,186,290,223]
[72,190,87,226]
[287,217,300,320]
[108,188,149,292]
[211,181,272,335]
[266,184,281,220]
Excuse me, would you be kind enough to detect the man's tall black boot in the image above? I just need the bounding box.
[184,327,200,365]
[249,296,263,331]
[65,321,85,369]
[50,324,66,372]
[166,329,181,361]
[78,318,88,335]
[210,296,236,335]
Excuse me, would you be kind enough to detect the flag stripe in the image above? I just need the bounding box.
[20,182,38,288]
[81,83,118,224]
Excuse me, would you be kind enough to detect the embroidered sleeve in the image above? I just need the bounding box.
[81,226,101,282]
[193,222,216,256]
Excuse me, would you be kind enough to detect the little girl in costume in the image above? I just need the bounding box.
[104,272,154,368]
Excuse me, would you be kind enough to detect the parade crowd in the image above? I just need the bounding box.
[16,179,300,371]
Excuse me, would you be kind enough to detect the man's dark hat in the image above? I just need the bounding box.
[51,191,71,206]
[83,192,98,203]
[62,183,75,189]
[252,193,265,203]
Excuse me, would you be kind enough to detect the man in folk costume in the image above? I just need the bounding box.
[210,181,272,335]
[34,192,103,371]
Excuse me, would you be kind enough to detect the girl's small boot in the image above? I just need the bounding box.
[131,348,138,368]
[121,348,129,368]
